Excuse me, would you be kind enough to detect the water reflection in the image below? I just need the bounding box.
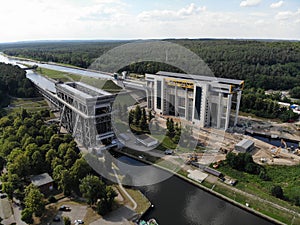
[118,156,274,225]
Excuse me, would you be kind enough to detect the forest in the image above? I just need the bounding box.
[1,39,300,121]
[1,39,300,90]
[0,63,36,110]
[0,109,116,223]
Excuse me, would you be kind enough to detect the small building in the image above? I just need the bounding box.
[136,134,158,147]
[30,173,54,194]
[187,170,208,183]
[235,139,255,153]
[204,167,223,178]
[119,133,130,142]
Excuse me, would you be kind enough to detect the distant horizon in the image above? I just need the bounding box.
[1,37,299,45]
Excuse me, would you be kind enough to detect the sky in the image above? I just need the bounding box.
[0,0,299,43]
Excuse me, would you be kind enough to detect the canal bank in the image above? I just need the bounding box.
[112,149,283,225]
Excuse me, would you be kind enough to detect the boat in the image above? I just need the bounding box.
[139,220,147,225]
[148,218,158,225]
[138,218,158,225]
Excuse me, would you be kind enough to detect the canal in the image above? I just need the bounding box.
[117,156,275,225]
[0,53,112,79]
[252,135,299,149]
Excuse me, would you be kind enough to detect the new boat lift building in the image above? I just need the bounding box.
[146,71,244,130]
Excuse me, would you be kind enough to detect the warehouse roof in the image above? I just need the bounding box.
[235,139,254,149]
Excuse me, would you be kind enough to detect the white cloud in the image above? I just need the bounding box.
[138,3,206,21]
[0,0,299,42]
[270,1,284,9]
[275,8,300,20]
[240,0,262,7]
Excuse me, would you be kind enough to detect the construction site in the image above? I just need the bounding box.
[181,126,300,167]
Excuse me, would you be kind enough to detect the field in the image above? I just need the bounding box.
[36,67,81,82]
[5,98,51,114]
[35,67,122,92]
[215,164,300,224]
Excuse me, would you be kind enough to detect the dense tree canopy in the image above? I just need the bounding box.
[0,63,36,104]
[1,39,300,90]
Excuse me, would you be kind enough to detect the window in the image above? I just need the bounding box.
[194,87,202,120]
[157,81,162,110]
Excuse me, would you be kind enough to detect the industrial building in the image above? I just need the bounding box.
[235,139,255,153]
[146,71,244,130]
[56,82,116,148]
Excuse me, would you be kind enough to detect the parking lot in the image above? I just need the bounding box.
[51,203,87,225]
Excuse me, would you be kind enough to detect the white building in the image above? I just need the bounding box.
[146,71,244,130]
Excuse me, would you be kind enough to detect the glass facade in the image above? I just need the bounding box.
[157,81,162,109]
[194,86,202,120]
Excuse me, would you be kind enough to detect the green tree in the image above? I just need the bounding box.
[289,86,300,98]
[21,208,33,224]
[134,105,142,125]
[24,184,45,217]
[166,118,175,138]
[79,175,106,205]
[70,158,92,186]
[96,186,117,215]
[139,108,148,130]
[271,185,284,199]
[63,216,71,225]
[128,109,134,125]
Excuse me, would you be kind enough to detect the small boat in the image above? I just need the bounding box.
[139,220,147,225]
[147,218,158,225]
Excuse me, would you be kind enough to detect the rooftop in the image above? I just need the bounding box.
[57,82,112,99]
[30,173,54,187]
[155,71,244,86]
[235,139,254,149]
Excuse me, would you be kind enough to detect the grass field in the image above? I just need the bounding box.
[125,188,151,215]
[36,67,81,82]
[218,164,300,205]
[6,98,50,114]
[35,67,122,93]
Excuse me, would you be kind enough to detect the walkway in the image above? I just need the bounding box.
[112,167,137,210]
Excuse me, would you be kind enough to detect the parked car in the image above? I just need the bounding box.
[164,149,174,155]
[53,215,61,222]
[0,193,7,199]
[59,205,71,211]
[74,219,84,224]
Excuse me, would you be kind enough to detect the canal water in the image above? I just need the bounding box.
[251,135,300,149]
[118,156,275,225]
[0,53,112,79]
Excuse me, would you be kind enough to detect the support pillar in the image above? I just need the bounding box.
[185,88,189,120]
[217,93,223,129]
[234,91,242,126]
[174,86,178,116]
[225,94,232,130]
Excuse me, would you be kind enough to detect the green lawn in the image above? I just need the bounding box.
[35,67,122,93]
[218,164,300,204]
[6,98,51,114]
[36,67,81,82]
[125,188,151,215]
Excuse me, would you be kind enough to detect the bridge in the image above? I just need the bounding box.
[31,72,152,150]
[23,65,38,70]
